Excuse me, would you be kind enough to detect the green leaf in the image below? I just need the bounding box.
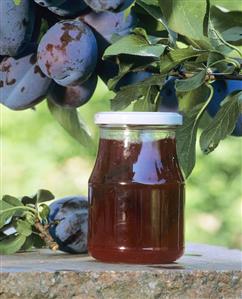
[20,235,35,251]
[0,231,6,240]
[104,34,166,58]
[210,6,242,43]
[160,0,207,40]
[48,100,93,148]
[111,84,146,110]
[35,189,54,205]
[32,233,46,249]
[15,219,32,237]
[133,86,159,111]
[210,0,242,11]
[0,208,27,229]
[176,84,213,178]
[160,46,207,74]
[200,91,242,154]
[20,233,46,251]
[0,197,36,229]
[14,0,21,4]
[0,234,26,255]
[208,20,242,56]
[0,200,24,229]
[21,196,36,205]
[111,74,166,110]
[2,195,23,207]
[175,69,207,93]
[25,212,36,225]
[0,199,13,211]
[178,84,211,112]
[39,204,50,221]
[20,190,54,206]
[107,62,134,91]
[136,0,177,45]
[0,202,13,229]
[222,27,242,43]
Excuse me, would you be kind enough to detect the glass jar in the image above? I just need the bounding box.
[88,112,185,264]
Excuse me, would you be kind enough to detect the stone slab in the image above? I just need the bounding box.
[0,243,242,299]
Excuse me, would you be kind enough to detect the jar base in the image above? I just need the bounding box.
[88,246,184,264]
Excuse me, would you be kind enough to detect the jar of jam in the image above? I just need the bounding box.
[88,112,185,264]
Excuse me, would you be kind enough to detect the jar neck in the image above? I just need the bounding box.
[99,125,176,142]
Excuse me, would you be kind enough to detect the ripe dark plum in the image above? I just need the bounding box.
[0,54,52,110]
[48,74,98,108]
[0,0,35,57]
[96,59,119,85]
[37,20,97,86]
[48,196,88,253]
[48,0,88,17]
[33,0,66,7]
[207,80,242,136]
[83,0,134,12]
[227,80,242,94]
[158,77,178,112]
[82,11,136,44]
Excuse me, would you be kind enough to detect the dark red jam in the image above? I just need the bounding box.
[88,136,185,264]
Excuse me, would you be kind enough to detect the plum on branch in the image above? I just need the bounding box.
[0,53,51,110]
[37,19,98,86]
[48,74,98,108]
[0,0,36,57]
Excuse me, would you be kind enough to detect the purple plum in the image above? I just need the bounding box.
[0,0,35,57]
[37,20,98,86]
[48,196,88,254]
[0,54,51,110]
[82,10,136,44]
[158,76,178,112]
[48,74,98,107]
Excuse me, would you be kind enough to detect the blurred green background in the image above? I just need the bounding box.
[1,80,242,249]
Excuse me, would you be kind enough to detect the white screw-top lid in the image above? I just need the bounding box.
[95,112,183,126]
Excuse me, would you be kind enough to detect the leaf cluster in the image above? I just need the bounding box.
[102,0,242,177]
[0,190,54,255]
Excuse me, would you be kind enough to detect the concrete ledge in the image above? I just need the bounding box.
[1,244,242,298]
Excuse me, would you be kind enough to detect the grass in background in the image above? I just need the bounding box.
[1,82,241,249]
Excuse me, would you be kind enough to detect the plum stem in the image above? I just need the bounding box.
[34,220,59,251]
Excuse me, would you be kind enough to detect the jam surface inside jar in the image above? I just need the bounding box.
[88,127,185,264]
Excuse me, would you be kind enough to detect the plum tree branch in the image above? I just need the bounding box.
[208,73,242,81]
[172,71,242,81]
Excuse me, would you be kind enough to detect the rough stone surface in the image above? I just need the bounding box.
[0,243,241,299]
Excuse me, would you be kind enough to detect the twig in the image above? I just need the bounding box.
[34,220,59,251]
[174,71,242,81]
[208,73,242,81]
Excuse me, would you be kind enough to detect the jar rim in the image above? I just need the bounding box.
[95,112,183,126]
